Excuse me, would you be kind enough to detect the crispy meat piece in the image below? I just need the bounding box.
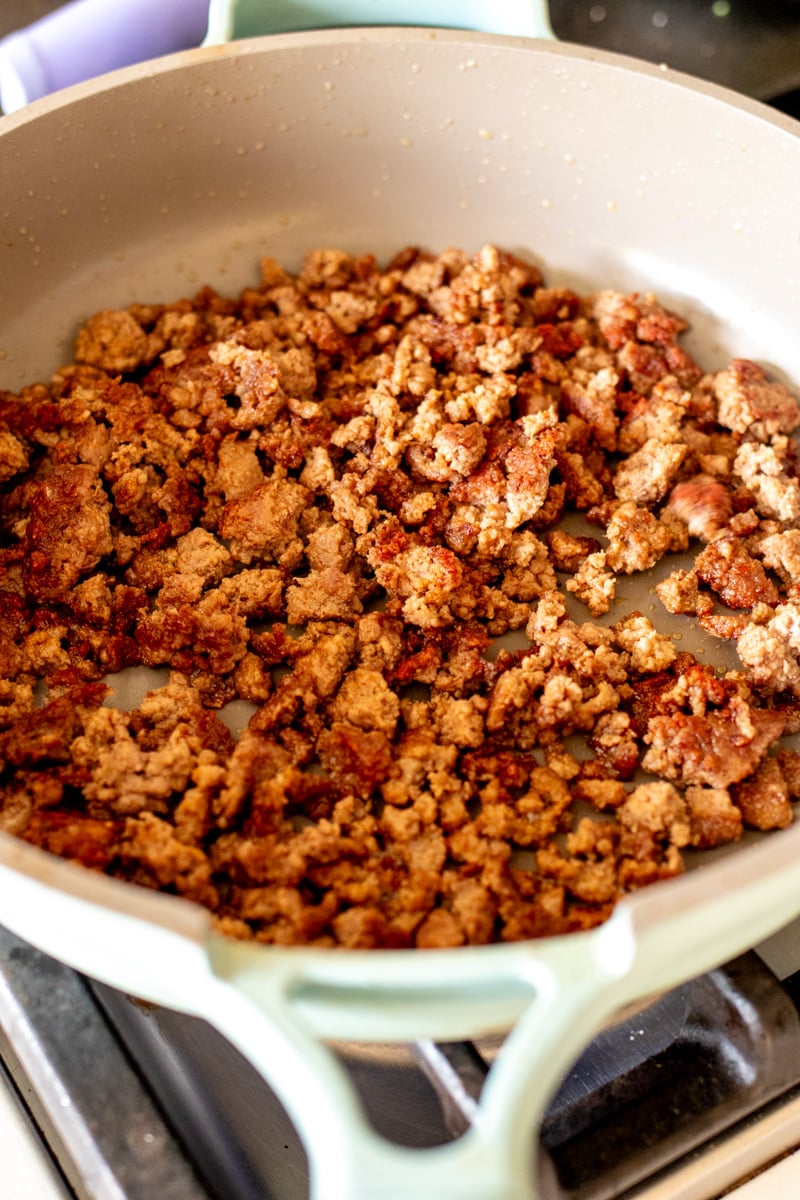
[604,502,672,575]
[695,536,779,610]
[730,757,793,831]
[656,568,715,617]
[0,430,30,483]
[734,438,800,522]
[547,529,602,573]
[685,785,742,848]
[218,472,309,567]
[613,613,676,674]
[565,551,615,615]
[737,602,800,695]
[618,782,691,847]
[614,439,686,506]
[642,701,785,788]
[75,309,150,373]
[714,359,800,441]
[22,811,121,870]
[286,568,362,624]
[23,464,113,600]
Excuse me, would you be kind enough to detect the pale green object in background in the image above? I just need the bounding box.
[204,0,554,42]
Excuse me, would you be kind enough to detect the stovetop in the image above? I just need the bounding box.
[3,921,800,1200]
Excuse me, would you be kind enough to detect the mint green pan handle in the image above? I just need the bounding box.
[204,0,555,43]
[3,824,800,1200]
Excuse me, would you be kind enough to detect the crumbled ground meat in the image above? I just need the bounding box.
[730,757,793,830]
[713,359,800,441]
[656,568,714,617]
[734,438,800,522]
[695,536,779,610]
[736,603,800,695]
[1,243,798,950]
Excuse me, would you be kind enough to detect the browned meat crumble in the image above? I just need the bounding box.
[1,243,798,949]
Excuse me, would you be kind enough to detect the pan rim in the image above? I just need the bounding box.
[1,24,799,143]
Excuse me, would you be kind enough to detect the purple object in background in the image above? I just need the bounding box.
[0,0,210,113]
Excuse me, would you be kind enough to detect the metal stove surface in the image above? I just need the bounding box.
[3,919,800,1200]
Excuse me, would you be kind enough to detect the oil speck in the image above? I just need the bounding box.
[479,129,494,140]
[606,199,618,211]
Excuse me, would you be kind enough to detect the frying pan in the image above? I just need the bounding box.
[2,13,800,1199]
